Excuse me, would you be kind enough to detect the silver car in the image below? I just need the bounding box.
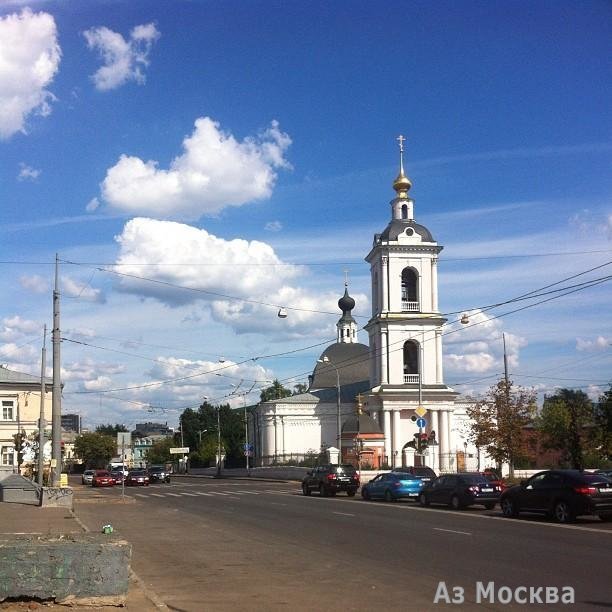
[82,469,95,485]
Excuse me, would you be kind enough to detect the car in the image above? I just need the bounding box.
[392,466,438,484]
[481,469,507,491]
[110,469,125,484]
[500,469,612,523]
[302,464,360,497]
[419,472,501,510]
[125,470,150,486]
[82,469,95,485]
[594,469,612,479]
[92,470,115,487]
[147,465,171,483]
[361,472,424,502]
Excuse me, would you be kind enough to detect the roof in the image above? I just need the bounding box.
[309,342,370,389]
[266,380,371,405]
[0,366,52,386]
[378,219,435,242]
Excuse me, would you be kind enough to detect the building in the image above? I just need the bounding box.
[61,413,82,434]
[0,365,52,477]
[133,422,174,438]
[252,140,491,473]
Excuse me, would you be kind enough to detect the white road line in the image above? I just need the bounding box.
[150,493,165,498]
[333,512,355,517]
[433,528,472,536]
[233,490,260,494]
[134,493,148,498]
[221,490,244,495]
[194,491,214,496]
[207,491,230,496]
[165,493,182,497]
[179,492,198,497]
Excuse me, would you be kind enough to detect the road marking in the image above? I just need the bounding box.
[194,491,214,496]
[433,527,472,536]
[333,512,355,517]
[150,493,165,498]
[134,493,148,498]
[165,493,182,497]
[179,492,198,497]
[234,490,260,494]
[207,491,230,496]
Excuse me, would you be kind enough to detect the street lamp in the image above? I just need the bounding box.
[216,405,222,478]
[317,356,341,459]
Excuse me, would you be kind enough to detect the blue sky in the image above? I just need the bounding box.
[1,0,611,429]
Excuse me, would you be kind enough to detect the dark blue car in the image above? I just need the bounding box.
[361,472,423,502]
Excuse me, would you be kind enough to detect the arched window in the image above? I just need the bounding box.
[401,204,408,219]
[403,341,419,383]
[401,267,418,311]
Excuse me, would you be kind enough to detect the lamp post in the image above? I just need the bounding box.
[243,395,250,476]
[317,356,341,461]
[216,405,222,478]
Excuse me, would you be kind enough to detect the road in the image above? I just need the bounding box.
[73,476,612,611]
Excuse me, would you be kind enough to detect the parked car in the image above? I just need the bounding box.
[594,469,612,479]
[110,469,125,484]
[82,469,95,485]
[392,466,437,484]
[125,470,150,486]
[361,472,423,502]
[92,470,115,487]
[500,469,612,523]
[419,473,501,510]
[481,469,507,491]
[302,464,360,497]
[147,465,171,483]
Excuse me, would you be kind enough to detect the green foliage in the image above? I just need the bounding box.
[536,388,593,470]
[466,379,536,475]
[260,379,292,402]
[95,423,128,436]
[592,385,612,463]
[145,437,176,465]
[293,383,308,395]
[74,432,116,469]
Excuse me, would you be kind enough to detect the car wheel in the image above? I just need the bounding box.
[302,483,311,496]
[501,497,518,518]
[450,495,462,510]
[319,483,328,497]
[347,490,356,497]
[553,500,575,523]
[361,488,370,501]
[419,492,429,507]
[598,515,612,522]
[384,489,395,503]
[484,502,496,510]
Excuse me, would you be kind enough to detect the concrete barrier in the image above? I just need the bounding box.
[0,475,40,506]
[0,534,131,605]
[40,487,74,509]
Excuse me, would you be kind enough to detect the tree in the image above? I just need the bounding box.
[466,379,536,477]
[74,432,116,469]
[293,383,308,395]
[95,423,128,436]
[145,437,176,465]
[537,389,594,470]
[592,385,612,465]
[260,379,292,402]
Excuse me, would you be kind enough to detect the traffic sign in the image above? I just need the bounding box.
[415,406,427,418]
[169,447,190,454]
[416,417,427,428]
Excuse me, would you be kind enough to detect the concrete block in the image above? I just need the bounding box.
[0,488,39,505]
[0,534,131,604]
[40,487,74,509]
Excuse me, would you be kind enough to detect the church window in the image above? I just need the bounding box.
[403,341,419,383]
[401,268,418,311]
[401,204,408,219]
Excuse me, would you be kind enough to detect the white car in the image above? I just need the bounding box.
[82,469,95,485]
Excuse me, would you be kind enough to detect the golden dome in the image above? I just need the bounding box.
[393,170,412,196]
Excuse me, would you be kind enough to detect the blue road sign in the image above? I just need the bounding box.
[416,417,427,428]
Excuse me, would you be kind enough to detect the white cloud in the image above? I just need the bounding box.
[19,274,48,293]
[83,22,160,91]
[576,336,611,351]
[101,117,291,219]
[265,221,283,232]
[444,309,527,375]
[0,342,37,363]
[62,275,106,303]
[0,8,61,139]
[86,197,100,212]
[61,357,125,385]
[17,162,40,181]
[0,315,40,342]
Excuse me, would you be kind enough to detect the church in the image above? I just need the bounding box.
[252,139,480,473]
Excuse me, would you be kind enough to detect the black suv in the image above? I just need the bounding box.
[302,464,360,497]
[147,465,171,483]
[419,473,501,510]
[392,466,437,484]
[500,469,612,523]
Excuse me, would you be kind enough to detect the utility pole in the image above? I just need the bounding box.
[37,325,47,486]
[51,254,62,486]
[216,405,222,478]
[244,396,250,476]
[502,332,514,478]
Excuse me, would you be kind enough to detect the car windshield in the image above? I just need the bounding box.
[580,474,611,484]
[149,467,164,472]
[483,473,500,481]
[412,468,436,477]
[394,473,417,480]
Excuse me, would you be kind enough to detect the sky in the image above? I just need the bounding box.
[1,0,611,430]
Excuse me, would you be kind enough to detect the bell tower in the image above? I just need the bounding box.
[364,137,457,470]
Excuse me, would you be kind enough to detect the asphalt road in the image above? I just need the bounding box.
[73,476,612,611]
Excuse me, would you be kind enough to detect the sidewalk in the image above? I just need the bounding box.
[0,501,164,610]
